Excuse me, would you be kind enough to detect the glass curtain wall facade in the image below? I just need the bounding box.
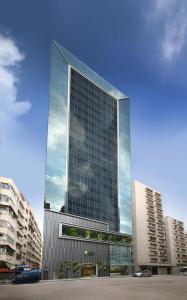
[68,69,118,231]
[44,41,132,234]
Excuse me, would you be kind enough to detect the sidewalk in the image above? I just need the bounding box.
[40,275,131,283]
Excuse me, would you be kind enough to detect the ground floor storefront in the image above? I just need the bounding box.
[0,260,15,281]
[43,262,133,280]
[43,210,132,280]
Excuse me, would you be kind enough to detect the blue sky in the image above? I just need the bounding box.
[0,0,187,230]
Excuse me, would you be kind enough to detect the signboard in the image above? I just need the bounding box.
[15,264,31,268]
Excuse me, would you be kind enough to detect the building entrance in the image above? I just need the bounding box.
[81,264,96,277]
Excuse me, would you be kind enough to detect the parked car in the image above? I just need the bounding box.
[12,269,41,284]
[133,270,152,277]
[180,267,187,276]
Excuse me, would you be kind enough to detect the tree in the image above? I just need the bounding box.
[59,262,64,279]
[67,227,78,237]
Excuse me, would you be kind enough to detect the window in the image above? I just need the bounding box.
[61,224,131,245]
[0,233,14,245]
[0,183,10,190]
[0,194,9,202]
[0,220,15,232]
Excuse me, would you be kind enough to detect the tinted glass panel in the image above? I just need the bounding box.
[118,99,132,234]
[67,69,119,232]
[44,43,69,211]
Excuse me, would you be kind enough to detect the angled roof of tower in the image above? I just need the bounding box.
[53,40,129,101]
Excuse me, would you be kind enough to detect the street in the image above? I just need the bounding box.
[1,275,187,300]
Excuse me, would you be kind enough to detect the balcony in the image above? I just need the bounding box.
[149,238,157,243]
[159,253,167,257]
[157,221,164,226]
[157,234,165,239]
[150,251,158,255]
[158,237,165,242]
[18,208,25,219]
[28,222,35,233]
[156,212,163,217]
[149,246,157,250]
[150,258,158,263]
[159,259,167,264]
[158,241,166,246]
[147,209,155,214]
[0,253,15,264]
[146,189,153,195]
[157,225,164,230]
[17,217,25,228]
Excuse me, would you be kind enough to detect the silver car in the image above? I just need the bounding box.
[133,270,152,277]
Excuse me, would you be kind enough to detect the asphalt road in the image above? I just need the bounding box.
[1,275,187,300]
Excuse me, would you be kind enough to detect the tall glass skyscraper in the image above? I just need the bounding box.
[44,41,132,234]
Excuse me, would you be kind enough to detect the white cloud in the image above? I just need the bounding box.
[120,218,131,228]
[47,111,85,151]
[0,34,24,66]
[0,34,45,231]
[146,0,187,62]
[46,174,65,188]
[161,7,187,61]
[47,112,67,150]
[0,34,31,126]
[154,0,176,14]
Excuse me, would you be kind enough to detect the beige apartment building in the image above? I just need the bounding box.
[164,216,187,273]
[132,181,168,274]
[0,176,42,272]
[185,232,187,266]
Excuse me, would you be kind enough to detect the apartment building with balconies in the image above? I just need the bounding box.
[0,176,42,275]
[164,216,187,273]
[185,232,187,266]
[132,181,168,275]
